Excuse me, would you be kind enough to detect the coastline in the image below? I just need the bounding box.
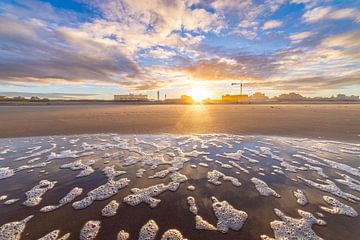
[0,104,359,141]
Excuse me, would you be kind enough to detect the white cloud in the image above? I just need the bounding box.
[303,6,360,23]
[289,31,312,43]
[262,20,283,30]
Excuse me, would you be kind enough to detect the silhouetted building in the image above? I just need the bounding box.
[181,95,194,104]
[275,92,305,101]
[222,94,249,103]
[114,94,148,101]
[250,92,269,101]
[30,96,41,101]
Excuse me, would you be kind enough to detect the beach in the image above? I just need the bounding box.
[0,104,359,140]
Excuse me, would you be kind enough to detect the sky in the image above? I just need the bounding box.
[0,0,359,100]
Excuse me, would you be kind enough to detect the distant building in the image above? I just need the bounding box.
[250,92,269,101]
[0,96,7,100]
[30,96,41,101]
[222,94,249,103]
[181,95,194,104]
[164,95,194,104]
[114,94,148,101]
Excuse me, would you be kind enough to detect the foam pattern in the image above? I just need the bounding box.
[211,196,248,233]
[251,177,280,197]
[160,229,188,240]
[195,215,217,231]
[293,189,308,206]
[117,230,129,240]
[23,180,57,207]
[124,172,187,208]
[138,220,159,240]
[298,177,360,202]
[321,196,358,217]
[1,134,360,239]
[60,160,95,177]
[41,187,83,212]
[260,209,326,240]
[72,177,129,209]
[101,200,120,217]
[37,230,70,240]
[0,215,33,240]
[207,170,241,187]
[0,167,14,180]
[80,220,100,240]
[186,196,198,215]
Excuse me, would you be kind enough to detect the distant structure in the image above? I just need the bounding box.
[114,94,148,101]
[222,94,249,103]
[164,95,194,104]
[157,90,160,101]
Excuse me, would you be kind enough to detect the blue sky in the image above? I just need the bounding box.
[0,0,359,99]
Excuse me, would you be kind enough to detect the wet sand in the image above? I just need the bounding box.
[0,104,360,140]
[0,134,359,239]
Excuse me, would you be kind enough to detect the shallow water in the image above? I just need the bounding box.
[0,134,359,239]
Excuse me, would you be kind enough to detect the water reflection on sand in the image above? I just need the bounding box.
[0,134,359,239]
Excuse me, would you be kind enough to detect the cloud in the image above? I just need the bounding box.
[0,92,100,99]
[289,31,312,43]
[303,6,360,23]
[262,20,283,30]
[0,14,142,87]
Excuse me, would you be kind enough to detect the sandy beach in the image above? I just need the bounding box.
[0,104,359,140]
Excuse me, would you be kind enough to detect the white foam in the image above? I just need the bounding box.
[211,196,248,233]
[138,220,158,240]
[80,220,101,240]
[207,170,241,187]
[23,180,57,207]
[15,143,56,161]
[0,167,14,180]
[4,198,19,205]
[37,230,70,240]
[136,168,146,178]
[321,196,358,217]
[101,200,119,217]
[116,230,129,240]
[73,177,129,210]
[124,183,176,208]
[251,177,280,197]
[60,160,95,178]
[260,209,326,240]
[298,177,360,202]
[198,163,208,167]
[160,229,188,240]
[186,196,198,215]
[103,165,126,180]
[41,187,83,212]
[0,195,7,201]
[305,164,327,178]
[335,173,360,192]
[195,215,217,231]
[0,215,33,240]
[293,189,308,206]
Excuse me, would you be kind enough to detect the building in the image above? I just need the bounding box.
[114,94,148,101]
[180,95,194,104]
[164,95,194,104]
[221,94,249,103]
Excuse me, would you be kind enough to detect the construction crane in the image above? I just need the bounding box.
[231,81,243,103]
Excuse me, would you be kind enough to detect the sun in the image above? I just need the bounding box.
[188,86,211,102]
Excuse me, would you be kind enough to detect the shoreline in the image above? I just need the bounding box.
[0,104,359,141]
[0,101,360,106]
